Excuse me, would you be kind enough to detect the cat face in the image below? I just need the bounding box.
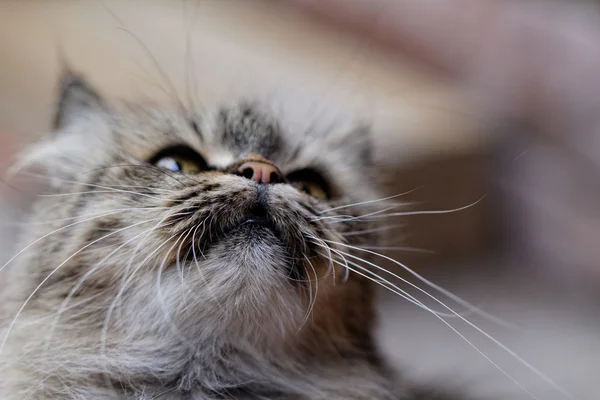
[8,75,379,361]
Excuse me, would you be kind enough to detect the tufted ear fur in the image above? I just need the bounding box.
[53,71,109,131]
[7,72,112,191]
[345,122,373,167]
[327,122,374,170]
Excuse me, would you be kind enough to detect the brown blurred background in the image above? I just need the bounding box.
[1,1,598,399]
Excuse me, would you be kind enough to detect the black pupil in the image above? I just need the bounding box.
[173,160,183,172]
[242,168,254,179]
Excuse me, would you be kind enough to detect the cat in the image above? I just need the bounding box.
[0,73,461,399]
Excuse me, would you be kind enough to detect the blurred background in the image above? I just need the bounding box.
[1,0,599,399]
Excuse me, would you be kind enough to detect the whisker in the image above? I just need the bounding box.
[326,240,516,329]
[35,190,172,199]
[100,227,184,356]
[320,196,488,226]
[297,254,319,332]
[182,0,204,113]
[100,210,194,331]
[190,218,222,305]
[308,235,336,284]
[14,171,189,202]
[356,246,435,254]
[0,216,164,355]
[45,217,183,349]
[155,229,194,346]
[96,212,189,389]
[337,246,350,282]
[309,241,456,317]
[113,24,187,114]
[0,206,167,227]
[0,207,164,275]
[191,219,207,268]
[75,164,198,187]
[323,240,571,399]
[312,245,541,399]
[356,195,488,220]
[313,249,448,316]
[176,228,195,311]
[312,205,400,223]
[318,188,420,214]
[101,2,188,116]
[11,170,176,193]
[339,223,405,237]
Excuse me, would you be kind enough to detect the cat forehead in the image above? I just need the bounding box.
[200,102,354,172]
[117,103,283,163]
[211,103,283,160]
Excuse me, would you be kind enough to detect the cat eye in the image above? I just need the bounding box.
[286,168,331,201]
[150,145,208,174]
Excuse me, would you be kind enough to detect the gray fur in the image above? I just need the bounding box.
[0,75,458,399]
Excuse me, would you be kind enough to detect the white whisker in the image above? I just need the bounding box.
[298,254,319,332]
[36,190,169,198]
[175,227,195,310]
[0,216,163,355]
[312,205,400,223]
[45,218,182,349]
[323,240,571,399]
[0,206,168,227]
[339,223,405,237]
[312,244,541,399]
[313,249,450,317]
[309,235,336,284]
[308,240,456,317]
[100,213,193,355]
[14,171,175,193]
[357,246,435,254]
[358,195,487,220]
[100,231,182,354]
[326,240,516,329]
[155,229,193,346]
[318,188,420,214]
[12,171,195,203]
[0,207,163,275]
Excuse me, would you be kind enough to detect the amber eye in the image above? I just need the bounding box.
[150,145,208,174]
[286,168,331,201]
[294,181,328,200]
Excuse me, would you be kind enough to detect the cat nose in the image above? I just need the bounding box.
[236,160,283,184]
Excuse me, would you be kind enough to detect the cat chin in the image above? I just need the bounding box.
[124,249,305,347]
[190,233,299,296]
[122,227,306,341]
[202,225,296,277]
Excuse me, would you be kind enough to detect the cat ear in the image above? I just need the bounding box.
[348,123,373,166]
[7,71,111,188]
[332,122,373,167]
[53,71,109,131]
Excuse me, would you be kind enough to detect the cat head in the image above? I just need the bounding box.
[8,73,382,362]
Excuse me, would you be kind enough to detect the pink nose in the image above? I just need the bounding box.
[237,161,283,184]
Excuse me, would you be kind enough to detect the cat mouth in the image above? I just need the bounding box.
[225,216,278,236]
[236,216,275,230]
[225,202,280,236]
[198,204,284,253]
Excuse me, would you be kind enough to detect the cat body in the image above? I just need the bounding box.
[0,75,456,399]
